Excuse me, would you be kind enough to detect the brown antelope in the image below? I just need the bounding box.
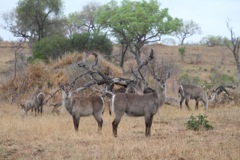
[20,91,45,115]
[110,72,170,137]
[59,83,104,133]
[178,84,208,110]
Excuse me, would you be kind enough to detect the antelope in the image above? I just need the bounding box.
[110,72,170,137]
[178,84,208,110]
[59,83,104,132]
[20,91,45,115]
[208,85,232,104]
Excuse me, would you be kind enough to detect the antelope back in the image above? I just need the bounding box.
[180,84,206,98]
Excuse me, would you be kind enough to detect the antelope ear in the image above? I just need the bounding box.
[20,102,24,108]
[166,72,170,79]
[59,83,64,90]
[69,82,75,89]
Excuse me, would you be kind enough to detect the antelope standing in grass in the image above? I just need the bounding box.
[20,91,45,115]
[59,83,104,133]
[110,72,170,137]
[178,84,208,110]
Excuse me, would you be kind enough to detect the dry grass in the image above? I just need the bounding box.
[0,103,239,160]
[0,42,240,160]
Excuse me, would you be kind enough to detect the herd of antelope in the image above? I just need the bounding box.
[19,50,234,137]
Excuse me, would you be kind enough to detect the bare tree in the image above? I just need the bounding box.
[173,20,202,45]
[11,39,25,83]
[226,20,240,83]
[66,2,102,36]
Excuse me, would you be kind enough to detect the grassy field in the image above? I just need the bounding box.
[0,42,240,160]
[0,103,239,160]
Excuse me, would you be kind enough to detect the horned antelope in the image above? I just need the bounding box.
[20,91,45,115]
[208,85,232,105]
[110,72,170,137]
[59,83,104,133]
[178,84,208,110]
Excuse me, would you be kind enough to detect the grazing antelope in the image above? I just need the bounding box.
[20,91,45,115]
[59,83,104,133]
[111,73,170,137]
[178,84,208,110]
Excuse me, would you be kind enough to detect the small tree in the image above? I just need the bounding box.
[173,20,202,45]
[225,20,240,83]
[178,46,186,61]
[66,2,102,36]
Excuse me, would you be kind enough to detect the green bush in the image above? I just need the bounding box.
[186,114,213,131]
[70,32,91,52]
[178,46,186,61]
[70,32,113,59]
[209,67,236,86]
[178,73,204,86]
[31,36,70,62]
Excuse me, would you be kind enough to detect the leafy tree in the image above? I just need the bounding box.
[173,20,202,45]
[31,36,70,62]
[2,0,65,43]
[91,33,113,59]
[71,33,91,52]
[66,2,102,36]
[96,0,181,66]
[70,33,112,59]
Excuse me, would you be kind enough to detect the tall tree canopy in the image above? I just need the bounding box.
[96,0,182,66]
[3,0,65,42]
[66,2,102,36]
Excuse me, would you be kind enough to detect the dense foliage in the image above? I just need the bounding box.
[96,0,182,65]
[31,33,113,62]
[31,36,70,62]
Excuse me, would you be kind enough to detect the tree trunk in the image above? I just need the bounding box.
[237,64,240,85]
[120,45,128,68]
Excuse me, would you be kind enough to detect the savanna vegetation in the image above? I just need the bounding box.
[0,0,240,159]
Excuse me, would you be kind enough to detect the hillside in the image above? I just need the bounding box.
[0,41,237,100]
[0,41,239,160]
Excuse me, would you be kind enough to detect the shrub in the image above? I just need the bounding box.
[70,32,113,59]
[186,114,213,131]
[31,36,71,62]
[199,35,231,46]
[178,46,186,61]
[209,67,236,86]
[178,73,204,86]
[70,32,91,52]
